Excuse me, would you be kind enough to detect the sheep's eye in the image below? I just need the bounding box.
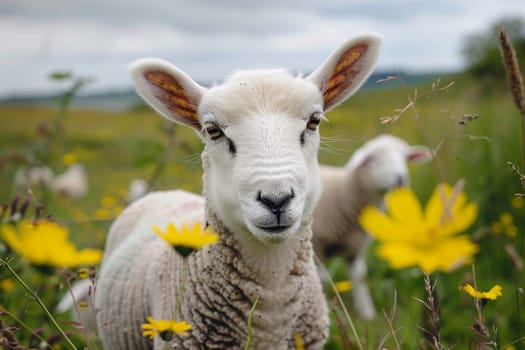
[306,114,321,131]
[206,124,223,140]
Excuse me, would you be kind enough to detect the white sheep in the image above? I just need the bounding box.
[13,166,54,191]
[51,163,88,199]
[312,134,432,320]
[95,34,381,349]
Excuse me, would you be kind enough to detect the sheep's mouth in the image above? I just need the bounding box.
[256,225,290,234]
[249,219,300,243]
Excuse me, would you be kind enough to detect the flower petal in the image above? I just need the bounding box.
[425,183,451,226]
[360,206,403,241]
[384,187,424,225]
[172,321,192,334]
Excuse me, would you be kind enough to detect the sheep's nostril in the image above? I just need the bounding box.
[257,189,294,219]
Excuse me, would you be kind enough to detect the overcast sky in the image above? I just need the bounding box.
[1,0,524,97]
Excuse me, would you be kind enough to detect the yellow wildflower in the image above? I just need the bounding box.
[152,222,219,257]
[142,316,191,341]
[491,212,519,238]
[62,153,77,166]
[511,196,524,209]
[100,195,117,208]
[334,280,353,293]
[491,221,504,235]
[77,268,90,279]
[0,278,15,292]
[293,332,305,350]
[461,283,502,300]
[359,183,478,273]
[500,213,513,226]
[1,220,102,269]
[94,208,111,220]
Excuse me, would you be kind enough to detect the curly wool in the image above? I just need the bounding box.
[95,152,328,350]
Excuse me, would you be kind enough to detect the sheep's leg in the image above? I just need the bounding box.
[347,257,376,320]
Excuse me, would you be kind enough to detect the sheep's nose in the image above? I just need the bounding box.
[257,189,295,218]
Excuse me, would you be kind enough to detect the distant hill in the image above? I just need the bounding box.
[0,71,443,112]
[362,71,443,90]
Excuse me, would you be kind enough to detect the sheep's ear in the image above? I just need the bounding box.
[407,145,432,164]
[129,58,207,131]
[308,34,381,112]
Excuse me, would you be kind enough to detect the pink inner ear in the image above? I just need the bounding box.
[323,44,368,107]
[408,151,431,163]
[144,70,201,128]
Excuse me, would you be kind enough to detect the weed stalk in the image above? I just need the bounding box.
[499,30,525,169]
[0,258,78,350]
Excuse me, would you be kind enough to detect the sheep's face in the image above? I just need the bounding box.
[358,148,411,201]
[350,135,432,204]
[200,70,323,243]
[129,34,382,243]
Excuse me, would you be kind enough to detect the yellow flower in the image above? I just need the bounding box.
[77,268,90,279]
[0,278,15,292]
[1,220,102,269]
[511,196,524,209]
[100,195,117,208]
[491,212,519,238]
[152,222,219,257]
[94,208,111,220]
[62,153,77,166]
[461,283,502,300]
[359,183,478,273]
[142,316,191,341]
[491,221,504,235]
[293,332,305,350]
[334,280,353,293]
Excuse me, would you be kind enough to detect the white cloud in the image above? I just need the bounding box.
[1,0,525,96]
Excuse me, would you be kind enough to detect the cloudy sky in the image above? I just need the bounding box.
[1,0,524,97]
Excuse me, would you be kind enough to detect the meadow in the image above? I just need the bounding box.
[0,69,524,349]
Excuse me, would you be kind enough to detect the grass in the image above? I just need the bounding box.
[1,70,524,349]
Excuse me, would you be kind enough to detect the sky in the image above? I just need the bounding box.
[1,0,524,97]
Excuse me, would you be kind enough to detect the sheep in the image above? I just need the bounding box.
[13,166,54,191]
[312,134,432,320]
[13,164,88,199]
[51,163,88,199]
[95,34,381,350]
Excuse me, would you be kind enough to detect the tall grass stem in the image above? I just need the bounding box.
[244,297,260,350]
[0,258,78,350]
[315,256,364,350]
[499,30,525,168]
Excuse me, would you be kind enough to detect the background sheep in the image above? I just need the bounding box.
[13,166,54,191]
[51,163,88,199]
[95,34,381,349]
[312,134,432,320]
[13,164,88,199]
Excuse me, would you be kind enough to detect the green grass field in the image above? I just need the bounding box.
[1,73,524,349]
